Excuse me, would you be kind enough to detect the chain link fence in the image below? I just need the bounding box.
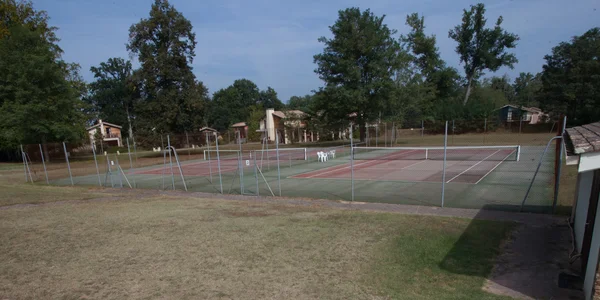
[15,117,564,213]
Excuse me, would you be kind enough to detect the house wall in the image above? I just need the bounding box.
[576,171,595,252]
[584,188,600,300]
[266,108,275,141]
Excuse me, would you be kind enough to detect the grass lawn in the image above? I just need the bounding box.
[0,183,514,299]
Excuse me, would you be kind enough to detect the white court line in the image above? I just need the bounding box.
[474,149,516,184]
[446,149,502,183]
[304,149,419,178]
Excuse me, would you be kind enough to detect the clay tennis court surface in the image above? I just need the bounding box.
[292,148,517,184]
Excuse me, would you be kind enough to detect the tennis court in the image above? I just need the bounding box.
[292,146,519,184]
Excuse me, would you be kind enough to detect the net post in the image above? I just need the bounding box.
[126,138,136,188]
[441,121,448,208]
[304,148,307,161]
[90,142,101,187]
[167,135,175,190]
[425,148,428,160]
[350,124,354,202]
[276,131,282,196]
[214,132,224,194]
[39,144,49,185]
[63,142,74,186]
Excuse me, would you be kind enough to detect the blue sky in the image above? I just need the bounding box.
[35,0,598,102]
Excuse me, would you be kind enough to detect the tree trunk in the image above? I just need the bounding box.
[463,76,473,105]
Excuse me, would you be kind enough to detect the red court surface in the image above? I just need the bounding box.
[292,149,515,184]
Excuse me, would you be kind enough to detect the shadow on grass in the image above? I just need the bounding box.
[439,204,582,299]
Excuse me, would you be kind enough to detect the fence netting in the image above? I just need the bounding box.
[17,118,562,213]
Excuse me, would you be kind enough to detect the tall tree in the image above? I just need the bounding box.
[127,0,206,134]
[258,87,283,110]
[313,8,400,140]
[287,95,313,112]
[400,13,460,122]
[0,0,59,53]
[539,27,600,125]
[448,3,519,105]
[208,79,260,131]
[513,72,541,108]
[87,58,136,139]
[0,25,86,154]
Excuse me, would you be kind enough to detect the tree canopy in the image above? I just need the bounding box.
[0,25,86,149]
[127,0,207,134]
[539,27,600,125]
[313,7,400,139]
[448,3,519,105]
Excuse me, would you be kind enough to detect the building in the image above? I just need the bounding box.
[230,122,248,144]
[259,108,316,144]
[495,105,548,125]
[563,121,600,300]
[87,120,122,148]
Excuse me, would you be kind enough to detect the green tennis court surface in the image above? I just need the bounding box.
[45,144,554,213]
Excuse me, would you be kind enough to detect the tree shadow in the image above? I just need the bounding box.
[439,205,583,299]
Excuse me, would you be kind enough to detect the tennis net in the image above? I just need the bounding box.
[252,148,307,161]
[352,145,520,161]
[203,150,242,161]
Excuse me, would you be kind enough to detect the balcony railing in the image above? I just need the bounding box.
[104,133,121,139]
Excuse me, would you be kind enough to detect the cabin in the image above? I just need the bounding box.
[87,120,123,148]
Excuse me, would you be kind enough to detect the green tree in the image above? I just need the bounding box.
[313,8,400,140]
[448,3,519,105]
[258,87,283,110]
[0,0,59,52]
[287,95,313,111]
[539,27,600,125]
[246,105,264,142]
[0,25,86,156]
[399,13,460,123]
[208,79,260,131]
[87,58,137,139]
[513,72,541,108]
[127,0,207,134]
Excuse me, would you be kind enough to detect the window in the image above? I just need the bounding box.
[507,111,512,121]
[106,128,111,135]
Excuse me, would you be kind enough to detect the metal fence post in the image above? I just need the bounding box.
[350,124,354,202]
[206,135,213,183]
[483,118,487,144]
[214,132,224,194]
[276,131,282,196]
[39,144,49,185]
[384,122,387,147]
[237,131,244,194]
[254,153,259,196]
[441,121,448,207]
[552,116,568,213]
[126,138,136,188]
[62,142,74,186]
[452,120,455,145]
[167,135,175,190]
[20,145,27,182]
[185,131,191,157]
[90,142,101,187]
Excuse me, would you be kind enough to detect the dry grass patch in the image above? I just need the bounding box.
[0,186,513,299]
